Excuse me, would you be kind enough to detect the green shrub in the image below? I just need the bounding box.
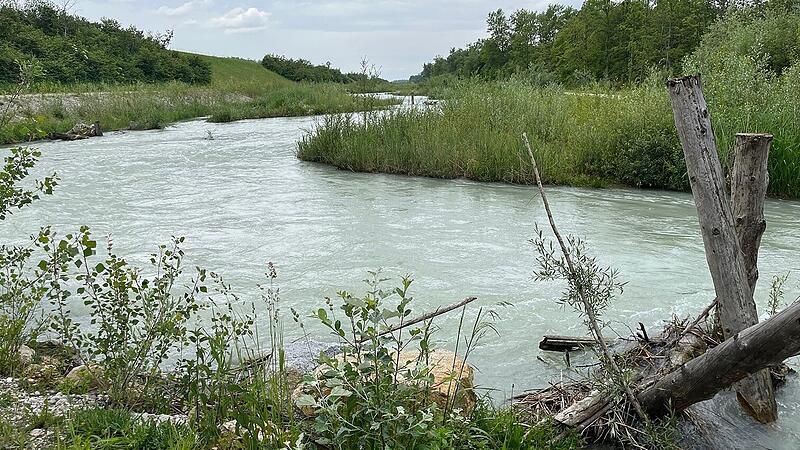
[684,10,800,198]
[49,230,210,408]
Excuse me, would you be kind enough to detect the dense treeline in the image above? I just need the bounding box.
[417,0,798,85]
[261,53,390,87]
[0,1,211,85]
[261,54,351,83]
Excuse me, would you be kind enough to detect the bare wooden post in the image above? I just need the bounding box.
[732,133,772,292]
[666,75,776,423]
[729,132,777,422]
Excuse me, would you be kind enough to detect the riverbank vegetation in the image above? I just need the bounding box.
[0,49,400,144]
[299,4,800,198]
[0,2,211,86]
[0,229,582,449]
[0,1,402,145]
[414,0,793,86]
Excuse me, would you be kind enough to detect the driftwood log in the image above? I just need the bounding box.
[539,335,606,352]
[667,75,776,423]
[638,300,800,414]
[49,121,103,141]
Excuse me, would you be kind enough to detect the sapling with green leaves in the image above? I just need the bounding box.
[523,133,647,422]
[49,230,211,407]
[767,272,791,316]
[292,272,499,449]
[295,273,438,449]
[0,57,57,375]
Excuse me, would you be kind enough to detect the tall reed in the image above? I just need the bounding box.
[298,74,800,198]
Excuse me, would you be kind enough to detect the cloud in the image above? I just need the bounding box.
[210,7,270,33]
[155,0,211,17]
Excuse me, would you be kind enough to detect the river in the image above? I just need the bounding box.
[2,102,800,447]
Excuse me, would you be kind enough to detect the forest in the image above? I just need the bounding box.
[416,0,800,85]
[0,1,211,85]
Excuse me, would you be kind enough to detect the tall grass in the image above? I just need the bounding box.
[298,78,685,189]
[208,83,398,123]
[298,73,800,197]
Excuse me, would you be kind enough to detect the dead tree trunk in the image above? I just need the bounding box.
[666,75,776,423]
[729,132,777,422]
[731,133,771,292]
[639,299,800,414]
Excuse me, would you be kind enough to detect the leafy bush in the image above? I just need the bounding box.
[261,54,351,83]
[684,9,800,197]
[295,275,443,448]
[0,80,58,373]
[49,231,210,407]
[0,228,56,374]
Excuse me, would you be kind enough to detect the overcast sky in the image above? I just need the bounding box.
[72,0,579,80]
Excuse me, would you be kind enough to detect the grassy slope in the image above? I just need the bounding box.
[189,53,291,91]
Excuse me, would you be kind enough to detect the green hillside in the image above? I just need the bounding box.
[190,53,291,89]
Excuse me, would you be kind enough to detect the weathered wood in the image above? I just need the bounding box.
[554,390,605,427]
[539,335,611,352]
[730,132,777,422]
[666,75,776,423]
[639,299,800,414]
[731,133,771,292]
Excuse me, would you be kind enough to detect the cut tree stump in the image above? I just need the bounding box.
[666,75,776,423]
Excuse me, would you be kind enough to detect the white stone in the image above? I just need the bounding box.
[18,345,35,366]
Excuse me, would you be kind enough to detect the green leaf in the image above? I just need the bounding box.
[295,394,317,407]
[328,386,352,398]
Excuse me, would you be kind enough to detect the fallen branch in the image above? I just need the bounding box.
[671,298,718,346]
[359,296,478,343]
